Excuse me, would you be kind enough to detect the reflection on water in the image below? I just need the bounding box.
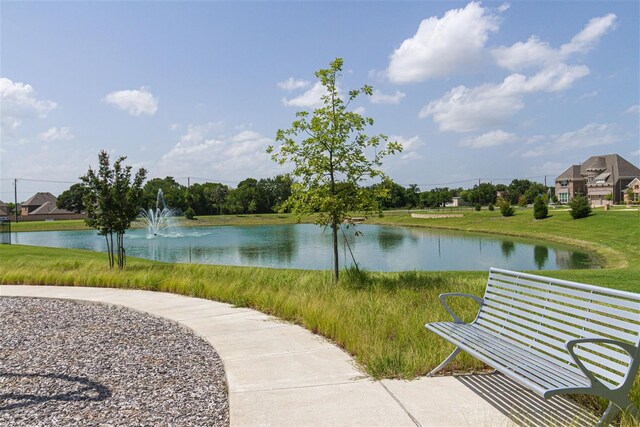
[534,245,549,269]
[11,224,598,272]
[501,241,515,259]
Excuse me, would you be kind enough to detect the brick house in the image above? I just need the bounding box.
[0,200,9,217]
[555,154,640,206]
[625,177,640,203]
[20,192,58,215]
[19,192,84,221]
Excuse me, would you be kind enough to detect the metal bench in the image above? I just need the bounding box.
[426,268,640,426]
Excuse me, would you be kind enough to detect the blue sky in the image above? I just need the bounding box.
[1,1,638,201]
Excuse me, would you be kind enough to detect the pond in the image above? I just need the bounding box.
[11,224,598,271]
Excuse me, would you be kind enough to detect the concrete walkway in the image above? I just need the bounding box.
[1,285,597,426]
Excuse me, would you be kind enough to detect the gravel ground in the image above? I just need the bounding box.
[0,297,229,426]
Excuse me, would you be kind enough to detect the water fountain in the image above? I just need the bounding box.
[139,189,175,237]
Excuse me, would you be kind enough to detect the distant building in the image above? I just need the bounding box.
[625,177,640,203]
[555,154,640,206]
[21,192,58,216]
[445,196,465,208]
[0,200,9,217]
[19,192,84,221]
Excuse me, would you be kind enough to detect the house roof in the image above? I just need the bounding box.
[22,192,57,207]
[557,154,640,183]
[626,178,640,188]
[0,200,10,216]
[29,201,73,215]
[556,165,583,181]
[582,154,640,180]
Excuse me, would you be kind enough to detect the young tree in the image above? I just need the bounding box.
[626,187,635,204]
[533,195,548,219]
[498,197,515,217]
[268,58,401,281]
[569,195,591,219]
[82,151,147,269]
[518,195,528,210]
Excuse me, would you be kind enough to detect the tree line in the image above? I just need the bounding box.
[59,174,553,216]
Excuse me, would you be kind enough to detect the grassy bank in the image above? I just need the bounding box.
[370,207,640,291]
[1,206,639,414]
[9,213,309,233]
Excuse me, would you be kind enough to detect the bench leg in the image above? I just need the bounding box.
[428,347,461,377]
[597,399,638,427]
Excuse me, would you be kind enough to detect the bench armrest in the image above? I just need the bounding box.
[566,337,640,390]
[438,293,484,324]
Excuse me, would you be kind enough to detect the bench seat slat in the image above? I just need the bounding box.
[484,289,639,340]
[489,269,640,304]
[428,322,591,394]
[476,315,578,366]
[476,315,629,383]
[482,295,639,347]
[478,306,633,368]
[476,318,625,388]
[430,323,574,391]
[488,277,640,323]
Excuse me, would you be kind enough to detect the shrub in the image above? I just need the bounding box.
[498,197,515,217]
[518,195,527,210]
[488,203,495,211]
[533,195,548,219]
[569,195,591,219]
[184,207,196,220]
[474,203,481,211]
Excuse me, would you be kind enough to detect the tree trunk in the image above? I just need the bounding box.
[106,233,114,269]
[332,214,339,282]
[117,233,125,269]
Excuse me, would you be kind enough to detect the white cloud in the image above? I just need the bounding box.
[560,13,617,56]
[387,2,498,83]
[0,77,57,133]
[520,123,619,158]
[282,82,328,109]
[497,2,510,13]
[530,161,565,176]
[492,13,616,71]
[159,123,278,181]
[420,63,589,132]
[389,134,423,160]
[277,77,310,91]
[370,90,406,105]
[460,130,517,148]
[522,147,545,158]
[103,87,158,116]
[625,104,640,114]
[353,106,366,115]
[554,123,620,149]
[38,126,74,142]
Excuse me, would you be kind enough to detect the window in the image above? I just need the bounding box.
[558,193,569,203]
[635,185,639,190]
[559,180,568,187]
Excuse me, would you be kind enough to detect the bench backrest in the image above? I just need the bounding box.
[475,268,640,388]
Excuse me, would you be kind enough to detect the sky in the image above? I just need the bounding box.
[1,1,639,202]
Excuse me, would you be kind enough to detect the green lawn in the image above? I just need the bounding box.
[1,206,639,415]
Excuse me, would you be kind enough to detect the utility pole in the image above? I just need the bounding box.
[13,179,18,223]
